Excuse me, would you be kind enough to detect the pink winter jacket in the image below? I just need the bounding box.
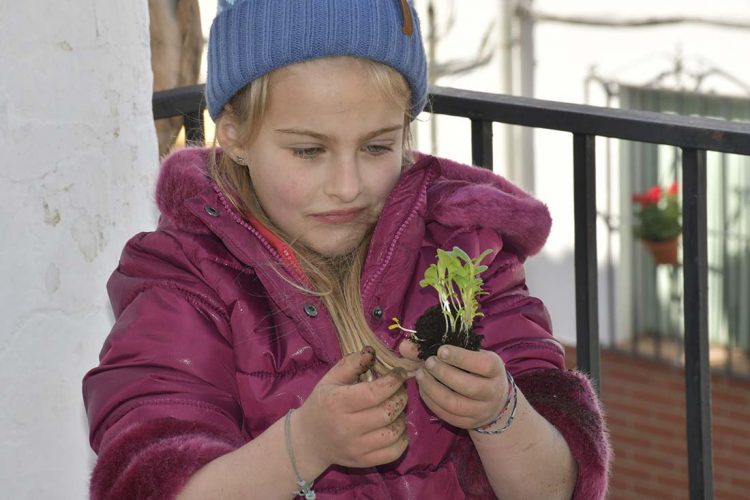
[83,149,610,499]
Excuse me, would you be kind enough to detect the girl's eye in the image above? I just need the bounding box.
[363,144,393,155]
[291,147,323,159]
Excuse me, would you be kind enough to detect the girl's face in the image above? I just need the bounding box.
[238,58,406,256]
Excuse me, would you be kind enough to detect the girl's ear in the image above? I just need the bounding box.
[216,116,246,161]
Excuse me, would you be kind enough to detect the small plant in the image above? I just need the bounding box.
[390,247,492,359]
[632,181,682,242]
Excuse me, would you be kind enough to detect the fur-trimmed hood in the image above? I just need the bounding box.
[155,147,216,235]
[425,154,551,257]
[154,148,551,257]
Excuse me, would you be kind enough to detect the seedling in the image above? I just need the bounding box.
[390,247,492,359]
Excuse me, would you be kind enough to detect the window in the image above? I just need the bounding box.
[615,86,750,374]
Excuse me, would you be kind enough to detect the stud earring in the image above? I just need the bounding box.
[235,156,247,165]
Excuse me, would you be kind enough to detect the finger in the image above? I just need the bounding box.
[418,386,481,430]
[358,417,410,467]
[436,346,503,379]
[352,386,408,432]
[357,412,407,451]
[340,367,409,412]
[415,366,485,419]
[398,339,421,361]
[424,356,497,402]
[320,346,377,386]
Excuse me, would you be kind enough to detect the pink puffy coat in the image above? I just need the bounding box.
[83,148,610,499]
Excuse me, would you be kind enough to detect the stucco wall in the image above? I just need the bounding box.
[528,0,750,348]
[0,1,157,498]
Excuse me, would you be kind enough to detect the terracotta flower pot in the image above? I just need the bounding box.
[642,237,680,265]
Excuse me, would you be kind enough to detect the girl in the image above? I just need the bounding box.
[83,1,610,498]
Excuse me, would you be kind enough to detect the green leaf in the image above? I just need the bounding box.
[453,246,471,262]
[474,249,492,265]
[423,266,437,282]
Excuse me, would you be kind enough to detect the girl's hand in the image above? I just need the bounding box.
[399,340,508,430]
[294,347,410,470]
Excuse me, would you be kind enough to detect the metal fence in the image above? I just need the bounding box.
[153,83,750,500]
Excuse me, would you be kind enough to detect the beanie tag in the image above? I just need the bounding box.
[400,0,414,36]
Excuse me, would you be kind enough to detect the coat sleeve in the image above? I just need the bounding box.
[450,236,610,499]
[82,231,247,500]
[453,368,611,500]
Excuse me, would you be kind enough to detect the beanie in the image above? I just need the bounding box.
[206,0,428,120]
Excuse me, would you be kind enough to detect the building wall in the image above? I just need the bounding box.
[530,0,750,348]
[565,346,750,499]
[0,1,157,498]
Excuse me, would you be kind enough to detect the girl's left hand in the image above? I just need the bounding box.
[399,340,509,430]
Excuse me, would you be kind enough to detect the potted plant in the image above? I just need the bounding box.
[390,247,492,359]
[632,181,681,265]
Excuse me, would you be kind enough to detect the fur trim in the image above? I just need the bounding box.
[90,418,243,500]
[517,369,611,500]
[428,156,552,257]
[156,148,215,234]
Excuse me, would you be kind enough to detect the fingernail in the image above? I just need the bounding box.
[359,346,376,371]
[438,347,450,360]
[425,357,436,369]
[415,368,424,380]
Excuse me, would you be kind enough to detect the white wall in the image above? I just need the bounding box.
[530,0,750,346]
[0,1,157,498]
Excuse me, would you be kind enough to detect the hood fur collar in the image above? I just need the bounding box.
[426,154,551,256]
[155,148,216,234]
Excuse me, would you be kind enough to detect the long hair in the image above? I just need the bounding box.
[208,57,419,375]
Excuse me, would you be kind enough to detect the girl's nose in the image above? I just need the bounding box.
[324,155,363,203]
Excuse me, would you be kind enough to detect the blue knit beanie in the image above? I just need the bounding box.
[206,0,428,120]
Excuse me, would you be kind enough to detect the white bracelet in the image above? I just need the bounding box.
[284,409,316,499]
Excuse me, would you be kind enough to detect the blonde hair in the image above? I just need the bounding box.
[209,57,418,375]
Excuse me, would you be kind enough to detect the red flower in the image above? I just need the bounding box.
[632,185,662,205]
[632,181,682,242]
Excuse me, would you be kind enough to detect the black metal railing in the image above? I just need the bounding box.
[154,83,750,500]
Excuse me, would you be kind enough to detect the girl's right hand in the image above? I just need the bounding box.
[294,346,410,470]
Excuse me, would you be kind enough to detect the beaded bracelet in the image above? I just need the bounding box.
[284,409,316,499]
[472,371,518,435]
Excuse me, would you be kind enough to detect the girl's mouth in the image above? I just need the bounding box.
[311,208,367,224]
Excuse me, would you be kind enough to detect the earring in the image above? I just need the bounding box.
[235,156,246,165]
